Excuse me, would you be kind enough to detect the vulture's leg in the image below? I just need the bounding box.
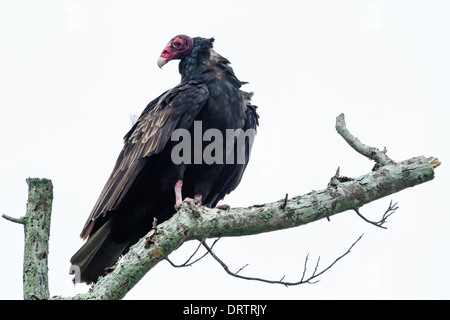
[174,180,183,208]
[174,180,203,214]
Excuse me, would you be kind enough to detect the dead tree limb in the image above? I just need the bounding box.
[354,200,399,229]
[2,178,53,300]
[201,234,364,286]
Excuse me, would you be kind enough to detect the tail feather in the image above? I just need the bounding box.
[70,220,128,283]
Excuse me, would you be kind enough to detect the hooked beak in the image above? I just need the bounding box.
[158,46,172,69]
[157,56,167,69]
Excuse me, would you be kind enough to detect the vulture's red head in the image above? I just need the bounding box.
[157,35,194,68]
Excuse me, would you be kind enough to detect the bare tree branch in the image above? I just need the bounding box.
[2,213,26,225]
[335,113,395,170]
[165,223,220,268]
[166,238,221,268]
[201,234,364,286]
[354,200,399,229]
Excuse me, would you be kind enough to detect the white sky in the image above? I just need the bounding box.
[1,0,449,300]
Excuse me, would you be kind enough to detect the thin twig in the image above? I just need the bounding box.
[166,224,219,268]
[280,193,289,209]
[201,234,364,286]
[354,200,398,229]
[166,238,221,268]
[235,264,249,275]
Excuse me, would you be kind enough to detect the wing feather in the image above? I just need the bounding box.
[80,80,208,239]
[204,91,259,207]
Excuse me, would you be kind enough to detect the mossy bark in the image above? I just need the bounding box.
[23,178,53,300]
[2,178,54,300]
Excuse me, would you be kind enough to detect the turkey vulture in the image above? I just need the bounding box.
[70,35,259,284]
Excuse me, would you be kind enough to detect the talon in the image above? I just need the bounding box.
[176,197,202,215]
[215,204,230,211]
[194,194,203,204]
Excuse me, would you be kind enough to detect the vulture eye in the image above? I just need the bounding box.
[172,40,183,48]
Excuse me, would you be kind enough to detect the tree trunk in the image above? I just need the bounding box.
[3,178,53,300]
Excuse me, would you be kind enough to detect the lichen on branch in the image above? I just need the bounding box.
[2,178,53,300]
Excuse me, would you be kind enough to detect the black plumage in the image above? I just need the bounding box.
[70,35,259,283]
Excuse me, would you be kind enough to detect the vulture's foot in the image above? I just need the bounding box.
[215,204,230,211]
[175,195,202,215]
